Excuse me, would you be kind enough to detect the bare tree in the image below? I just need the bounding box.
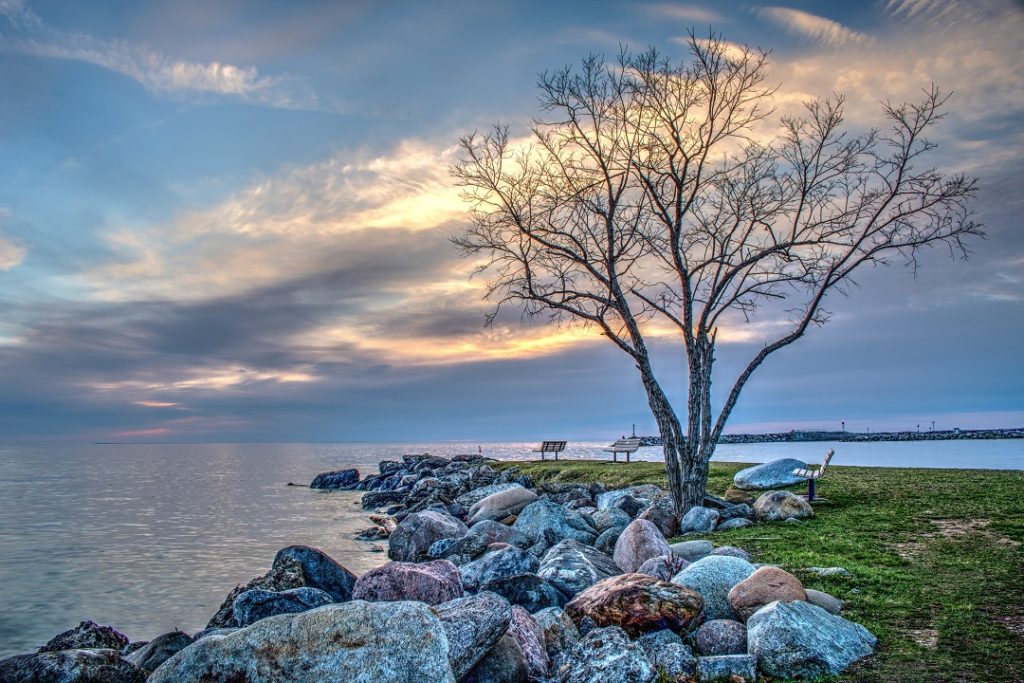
[451,33,981,514]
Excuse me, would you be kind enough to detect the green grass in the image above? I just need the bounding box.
[496,460,1024,682]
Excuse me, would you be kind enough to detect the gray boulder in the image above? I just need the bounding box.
[272,545,358,602]
[512,500,596,546]
[613,519,671,573]
[463,633,529,683]
[747,600,877,679]
[710,546,752,562]
[456,483,521,508]
[635,629,696,679]
[696,654,757,682]
[716,518,753,531]
[389,510,468,561]
[693,619,747,656]
[670,539,713,562]
[636,554,688,581]
[149,601,455,683]
[125,630,193,673]
[461,546,539,592]
[671,555,756,621]
[733,458,807,490]
[508,607,549,680]
[232,587,334,627]
[537,539,621,597]
[679,506,720,534]
[753,490,814,522]
[37,621,129,653]
[468,486,539,524]
[480,573,567,612]
[805,588,844,614]
[557,626,655,683]
[310,468,359,489]
[0,649,146,683]
[468,520,532,547]
[533,607,579,666]
[637,497,679,537]
[590,507,632,533]
[596,486,662,510]
[433,592,513,680]
[594,526,626,554]
[352,559,463,605]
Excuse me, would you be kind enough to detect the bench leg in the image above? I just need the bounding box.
[808,478,815,502]
[612,452,617,463]
[626,452,630,463]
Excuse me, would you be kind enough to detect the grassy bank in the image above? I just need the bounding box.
[496,460,1024,682]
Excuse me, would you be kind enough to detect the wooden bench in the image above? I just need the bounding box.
[532,440,567,461]
[602,437,642,463]
[793,448,834,502]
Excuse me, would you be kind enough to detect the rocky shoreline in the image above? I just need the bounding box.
[0,454,877,682]
[638,426,1024,446]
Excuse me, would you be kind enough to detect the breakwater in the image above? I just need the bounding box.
[638,427,1024,448]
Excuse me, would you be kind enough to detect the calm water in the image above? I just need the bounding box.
[0,439,1021,656]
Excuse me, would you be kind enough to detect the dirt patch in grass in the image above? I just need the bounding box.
[890,540,929,559]
[904,627,939,649]
[928,518,1021,547]
[992,615,1024,640]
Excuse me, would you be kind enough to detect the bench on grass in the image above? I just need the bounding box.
[793,448,835,502]
[532,440,567,460]
[602,437,642,463]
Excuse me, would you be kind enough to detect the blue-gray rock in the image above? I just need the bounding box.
[595,526,626,554]
[636,554,689,581]
[352,559,463,604]
[805,588,844,614]
[596,486,662,510]
[671,555,756,621]
[480,573,567,612]
[512,500,596,546]
[148,601,455,683]
[637,497,679,537]
[310,468,359,489]
[455,483,521,508]
[537,539,621,597]
[533,607,579,666]
[590,507,632,533]
[716,518,753,531]
[389,509,469,562]
[272,544,357,602]
[232,587,334,627]
[733,458,807,490]
[613,519,671,573]
[0,649,146,683]
[463,633,528,683]
[696,654,757,682]
[508,606,549,679]
[807,566,852,578]
[433,591,513,680]
[38,620,130,653]
[719,503,753,521]
[747,600,877,679]
[752,490,814,522]
[670,539,713,562]
[192,628,236,640]
[468,486,539,524]
[636,629,696,679]
[461,546,540,592]
[693,619,747,655]
[710,546,752,562]
[125,630,193,673]
[468,519,532,547]
[610,494,646,518]
[680,506,720,534]
[557,626,655,683]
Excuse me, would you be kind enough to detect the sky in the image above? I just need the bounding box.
[0,0,1021,444]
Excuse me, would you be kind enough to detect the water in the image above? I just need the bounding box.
[0,439,1020,656]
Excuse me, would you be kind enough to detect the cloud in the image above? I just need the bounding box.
[755,7,867,46]
[643,3,722,24]
[0,234,26,270]
[0,2,319,109]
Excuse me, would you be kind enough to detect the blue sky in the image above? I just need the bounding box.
[1,0,1021,443]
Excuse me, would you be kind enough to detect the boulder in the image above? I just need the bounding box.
[719,503,753,521]
[37,620,129,653]
[693,619,747,655]
[389,510,468,562]
[537,539,621,598]
[635,629,696,679]
[272,545,358,602]
[669,539,713,562]
[461,546,539,592]
[636,554,688,582]
[352,560,463,605]
[468,520,531,547]
[480,573,567,612]
[596,486,662,510]
[565,573,703,637]
[671,555,756,621]
[710,546,752,561]
[508,606,549,680]
[679,506,720,534]
[732,458,807,490]
[207,556,309,628]
[609,494,647,518]
[594,526,625,554]
[557,626,655,683]
[716,518,753,531]
[456,483,521,508]
[232,587,334,627]
[728,566,806,621]
[613,519,671,573]
[805,588,844,614]
[752,490,814,522]
[433,591,513,680]
[695,654,757,682]
[468,486,539,524]
[533,607,579,666]
[747,600,877,679]
[636,497,679,537]
[149,601,454,683]
[362,490,407,509]
[512,500,596,546]
[724,486,756,505]
[125,630,193,673]
[463,633,529,683]
[310,468,359,489]
[590,507,632,533]
[0,649,145,683]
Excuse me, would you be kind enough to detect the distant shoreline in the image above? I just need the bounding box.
[638,427,1024,447]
